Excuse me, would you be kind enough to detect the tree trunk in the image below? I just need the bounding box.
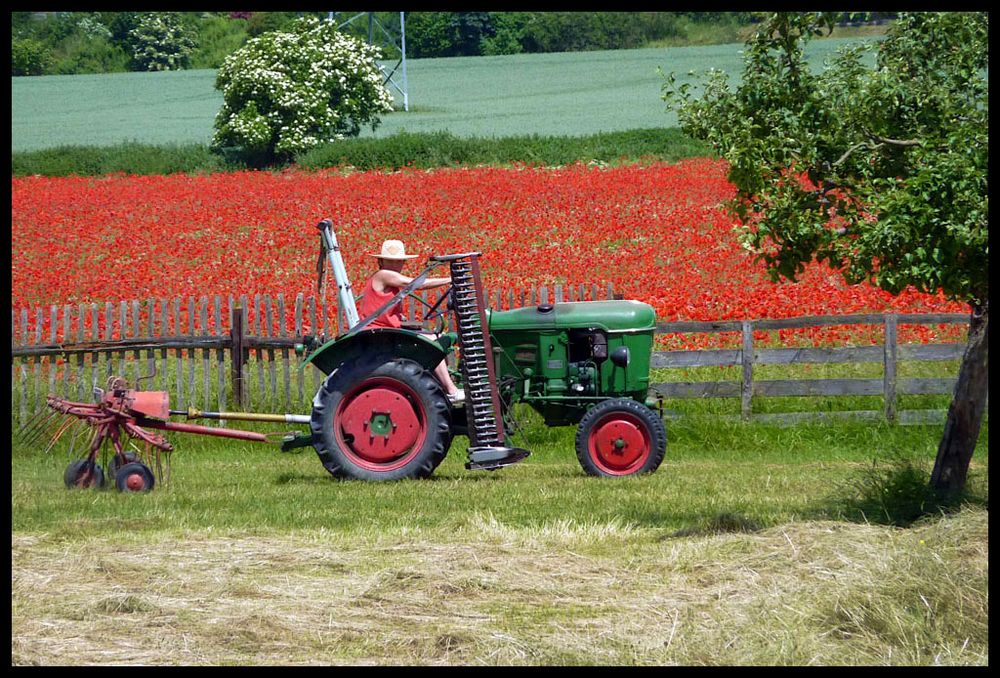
[929,301,989,493]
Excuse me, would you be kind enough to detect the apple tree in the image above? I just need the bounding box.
[663,12,988,493]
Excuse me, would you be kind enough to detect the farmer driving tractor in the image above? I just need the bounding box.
[359,239,465,405]
[35,223,664,488]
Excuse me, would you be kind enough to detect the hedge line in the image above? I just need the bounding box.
[11,129,715,177]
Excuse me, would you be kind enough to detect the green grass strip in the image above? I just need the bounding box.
[11,128,715,177]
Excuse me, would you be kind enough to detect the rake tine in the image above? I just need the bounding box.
[43,417,83,455]
[15,408,58,446]
[14,406,50,441]
[15,406,48,437]
[68,419,89,460]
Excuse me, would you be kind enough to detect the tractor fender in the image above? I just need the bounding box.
[301,328,449,377]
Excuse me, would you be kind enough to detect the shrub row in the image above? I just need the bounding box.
[12,129,714,177]
[402,12,757,58]
[14,12,760,76]
[11,11,264,75]
[295,129,713,170]
[11,142,229,177]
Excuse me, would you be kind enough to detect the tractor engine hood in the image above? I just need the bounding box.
[487,300,655,333]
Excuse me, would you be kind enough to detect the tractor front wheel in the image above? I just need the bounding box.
[311,357,452,481]
[575,398,666,477]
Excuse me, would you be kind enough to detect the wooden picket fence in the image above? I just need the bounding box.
[10,285,978,428]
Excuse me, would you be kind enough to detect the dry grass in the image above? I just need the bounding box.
[11,507,988,666]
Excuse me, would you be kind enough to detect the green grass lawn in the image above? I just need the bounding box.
[11,396,988,665]
[12,405,988,536]
[11,38,880,152]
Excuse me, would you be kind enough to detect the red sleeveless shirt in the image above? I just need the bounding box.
[358,274,403,329]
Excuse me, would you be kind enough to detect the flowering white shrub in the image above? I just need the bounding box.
[76,14,112,41]
[211,17,395,163]
[129,13,195,71]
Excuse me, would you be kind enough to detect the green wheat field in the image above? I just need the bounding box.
[11,39,876,152]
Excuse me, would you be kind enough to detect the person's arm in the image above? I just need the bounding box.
[376,270,451,290]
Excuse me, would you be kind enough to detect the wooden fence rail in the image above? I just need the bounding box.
[10,287,978,428]
[650,312,976,425]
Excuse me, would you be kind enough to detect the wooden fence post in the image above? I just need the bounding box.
[883,313,898,422]
[215,296,226,424]
[231,303,246,409]
[741,320,754,422]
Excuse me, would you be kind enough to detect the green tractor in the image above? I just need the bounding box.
[298,222,666,481]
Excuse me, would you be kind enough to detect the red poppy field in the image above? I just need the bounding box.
[11,159,966,349]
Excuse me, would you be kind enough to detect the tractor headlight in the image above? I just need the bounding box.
[610,346,630,368]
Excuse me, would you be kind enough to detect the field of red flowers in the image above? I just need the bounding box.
[11,159,966,348]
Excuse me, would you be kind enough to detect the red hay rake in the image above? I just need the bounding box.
[16,376,173,492]
[17,375,284,493]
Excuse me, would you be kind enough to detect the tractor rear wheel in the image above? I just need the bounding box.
[310,357,452,481]
[575,398,666,477]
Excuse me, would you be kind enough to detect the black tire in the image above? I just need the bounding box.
[310,356,452,481]
[575,398,666,477]
[114,462,155,493]
[107,452,139,479]
[64,460,106,489]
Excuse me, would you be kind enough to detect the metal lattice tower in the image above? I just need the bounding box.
[329,11,409,112]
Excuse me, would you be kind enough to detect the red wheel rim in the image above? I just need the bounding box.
[125,472,148,492]
[587,412,651,475]
[335,376,427,472]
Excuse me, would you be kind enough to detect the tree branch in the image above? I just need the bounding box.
[867,133,922,147]
[832,131,922,171]
[832,141,882,167]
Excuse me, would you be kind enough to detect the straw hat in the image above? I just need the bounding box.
[368,239,418,260]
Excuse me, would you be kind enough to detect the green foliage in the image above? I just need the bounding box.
[405,12,721,58]
[663,12,988,307]
[50,36,130,75]
[403,12,462,58]
[189,14,249,70]
[75,14,111,40]
[9,11,784,76]
[244,11,299,38]
[12,129,711,177]
[480,13,529,56]
[405,11,494,58]
[518,12,676,53]
[211,17,395,165]
[295,128,711,171]
[107,12,142,46]
[128,12,197,71]
[11,142,230,177]
[11,38,52,76]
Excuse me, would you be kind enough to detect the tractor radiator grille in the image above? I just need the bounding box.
[448,255,505,448]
